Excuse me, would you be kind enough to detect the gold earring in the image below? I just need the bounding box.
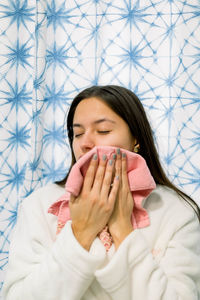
[133,146,139,153]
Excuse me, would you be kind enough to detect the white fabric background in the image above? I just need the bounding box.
[0,0,200,295]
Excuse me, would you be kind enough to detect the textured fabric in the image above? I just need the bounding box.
[3,184,200,300]
[48,146,156,250]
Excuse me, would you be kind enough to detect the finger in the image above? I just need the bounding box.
[108,174,120,207]
[92,154,108,192]
[69,195,74,211]
[115,148,122,178]
[83,153,98,190]
[121,152,129,188]
[101,154,116,198]
[70,194,76,203]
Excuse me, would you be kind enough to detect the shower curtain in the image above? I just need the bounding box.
[0,0,199,294]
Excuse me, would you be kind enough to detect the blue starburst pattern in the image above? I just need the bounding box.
[3,40,33,70]
[0,0,34,30]
[0,0,200,295]
[0,81,32,114]
[44,82,71,112]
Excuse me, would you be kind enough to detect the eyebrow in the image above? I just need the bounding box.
[73,118,116,128]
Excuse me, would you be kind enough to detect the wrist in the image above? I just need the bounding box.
[110,222,133,249]
[71,223,96,251]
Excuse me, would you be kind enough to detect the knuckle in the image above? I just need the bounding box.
[102,203,111,213]
[98,201,105,209]
[81,190,88,199]
[104,178,111,186]
[98,200,111,212]
[104,207,110,213]
[105,204,111,213]
[105,203,113,212]
[95,172,104,181]
[115,164,121,172]
[106,165,113,173]
[91,196,98,205]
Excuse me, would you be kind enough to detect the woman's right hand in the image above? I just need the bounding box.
[69,153,119,251]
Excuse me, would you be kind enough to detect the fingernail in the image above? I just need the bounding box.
[102,154,107,161]
[117,148,120,155]
[113,154,116,160]
[122,153,126,158]
[93,153,97,160]
[116,175,119,180]
[109,159,113,165]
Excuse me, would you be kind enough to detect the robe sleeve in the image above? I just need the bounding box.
[95,207,200,300]
[3,199,106,300]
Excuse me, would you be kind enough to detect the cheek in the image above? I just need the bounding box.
[95,135,118,146]
[109,134,134,151]
[97,135,133,151]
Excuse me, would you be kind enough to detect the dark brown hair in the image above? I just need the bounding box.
[57,85,200,221]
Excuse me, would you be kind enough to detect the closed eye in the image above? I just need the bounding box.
[98,131,111,134]
[74,130,111,138]
[74,133,83,138]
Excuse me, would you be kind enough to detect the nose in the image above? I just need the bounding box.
[80,131,95,154]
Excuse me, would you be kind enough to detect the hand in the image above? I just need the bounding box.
[108,150,134,249]
[69,153,119,251]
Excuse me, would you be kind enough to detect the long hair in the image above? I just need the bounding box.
[57,85,200,221]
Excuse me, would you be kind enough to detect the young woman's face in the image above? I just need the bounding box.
[72,97,136,160]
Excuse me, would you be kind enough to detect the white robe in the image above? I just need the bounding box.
[3,184,200,300]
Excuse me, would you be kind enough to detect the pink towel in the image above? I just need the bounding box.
[48,146,156,250]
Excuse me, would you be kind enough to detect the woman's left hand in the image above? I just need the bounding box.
[108,150,134,249]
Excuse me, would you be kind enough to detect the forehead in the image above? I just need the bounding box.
[73,97,119,122]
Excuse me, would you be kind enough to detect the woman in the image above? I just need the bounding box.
[3,85,200,299]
